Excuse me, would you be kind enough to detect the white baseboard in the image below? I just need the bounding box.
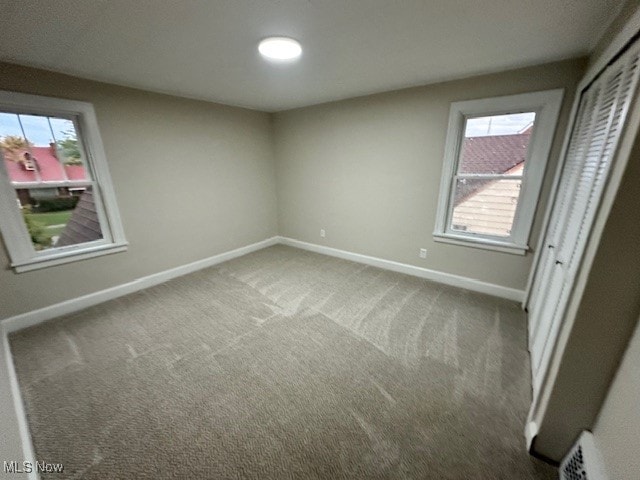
[525,421,539,451]
[1,236,279,334]
[277,236,524,302]
[2,327,39,480]
[1,234,524,335]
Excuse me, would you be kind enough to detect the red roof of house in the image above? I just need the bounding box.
[459,130,531,175]
[454,130,531,206]
[65,164,87,181]
[3,146,87,183]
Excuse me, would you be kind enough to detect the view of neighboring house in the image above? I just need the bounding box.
[451,127,531,237]
[2,143,102,248]
[55,189,102,247]
[3,143,88,205]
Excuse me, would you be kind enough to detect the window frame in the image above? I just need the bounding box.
[433,89,564,255]
[0,90,127,272]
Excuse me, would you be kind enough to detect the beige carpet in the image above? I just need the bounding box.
[10,245,555,479]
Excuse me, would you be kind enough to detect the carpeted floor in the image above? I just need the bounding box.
[10,245,556,479]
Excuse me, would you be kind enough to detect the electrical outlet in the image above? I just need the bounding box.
[320,229,326,238]
[419,248,427,259]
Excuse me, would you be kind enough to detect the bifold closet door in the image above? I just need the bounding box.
[528,40,640,393]
[527,81,599,345]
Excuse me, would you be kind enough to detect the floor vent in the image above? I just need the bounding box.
[560,431,608,480]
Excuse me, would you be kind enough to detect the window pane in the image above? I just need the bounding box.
[49,117,89,181]
[451,178,522,237]
[458,112,536,174]
[0,112,24,137]
[0,112,90,185]
[0,113,38,183]
[18,114,69,182]
[15,187,103,250]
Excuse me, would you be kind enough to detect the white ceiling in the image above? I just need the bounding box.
[0,0,624,112]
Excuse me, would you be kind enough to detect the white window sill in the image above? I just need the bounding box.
[12,242,128,273]
[433,232,528,255]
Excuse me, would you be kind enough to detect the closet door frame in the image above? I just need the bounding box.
[532,59,638,394]
[524,27,640,450]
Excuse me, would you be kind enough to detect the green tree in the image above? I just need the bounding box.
[22,209,51,250]
[57,129,82,165]
[0,135,31,162]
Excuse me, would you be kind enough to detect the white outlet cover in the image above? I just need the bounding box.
[419,248,427,258]
[320,229,326,237]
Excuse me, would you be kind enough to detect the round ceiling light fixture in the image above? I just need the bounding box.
[258,36,302,61]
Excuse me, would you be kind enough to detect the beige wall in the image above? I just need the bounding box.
[0,63,278,319]
[273,59,585,290]
[593,319,640,480]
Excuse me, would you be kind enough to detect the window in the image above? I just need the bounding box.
[434,90,564,255]
[0,91,127,272]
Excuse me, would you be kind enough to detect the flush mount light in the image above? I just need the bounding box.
[258,37,302,61]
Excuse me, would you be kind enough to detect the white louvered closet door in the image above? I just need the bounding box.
[527,83,599,345]
[528,41,640,393]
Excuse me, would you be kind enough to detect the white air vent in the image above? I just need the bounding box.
[560,431,608,480]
